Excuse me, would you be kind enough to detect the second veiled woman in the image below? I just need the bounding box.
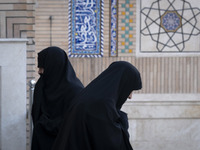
[52,61,142,150]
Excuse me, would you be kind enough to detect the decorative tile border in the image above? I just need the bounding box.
[119,0,134,54]
[68,0,104,57]
[110,0,118,56]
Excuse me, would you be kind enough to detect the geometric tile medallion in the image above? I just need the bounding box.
[68,0,104,57]
[161,11,182,32]
[139,0,200,53]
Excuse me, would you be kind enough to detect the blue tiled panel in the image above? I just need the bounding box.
[69,0,104,57]
[110,0,118,56]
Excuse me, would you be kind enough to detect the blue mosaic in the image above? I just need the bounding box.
[110,0,117,56]
[69,0,104,57]
[161,11,181,32]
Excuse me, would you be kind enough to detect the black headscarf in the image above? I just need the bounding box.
[31,46,84,150]
[52,61,142,150]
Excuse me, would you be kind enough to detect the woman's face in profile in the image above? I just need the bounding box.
[38,67,44,75]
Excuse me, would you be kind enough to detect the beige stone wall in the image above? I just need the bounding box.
[35,0,200,94]
[70,57,200,93]
[35,0,68,52]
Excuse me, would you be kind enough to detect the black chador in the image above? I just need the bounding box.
[52,61,142,150]
[31,46,84,150]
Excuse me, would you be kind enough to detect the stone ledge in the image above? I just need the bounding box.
[0,38,28,42]
[127,94,200,102]
[122,94,200,119]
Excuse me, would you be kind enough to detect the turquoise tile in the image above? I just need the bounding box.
[129,26,133,30]
[125,38,129,42]
[121,4,126,8]
[126,0,130,4]
[126,15,129,19]
[122,19,126,23]
[125,22,129,27]
[125,30,129,34]
[125,7,129,11]
[121,49,125,53]
[121,34,125,38]
[129,41,133,45]
[125,45,129,49]
[130,11,133,15]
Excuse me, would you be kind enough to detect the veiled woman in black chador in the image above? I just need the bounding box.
[52,61,142,150]
[31,46,84,150]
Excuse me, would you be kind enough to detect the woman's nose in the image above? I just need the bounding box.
[38,68,44,74]
[128,93,132,99]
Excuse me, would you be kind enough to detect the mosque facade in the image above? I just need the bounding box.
[0,0,200,150]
